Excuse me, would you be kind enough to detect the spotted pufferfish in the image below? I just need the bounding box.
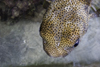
[40,0,92,57]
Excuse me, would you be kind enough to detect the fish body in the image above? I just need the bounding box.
[40,0,91,57]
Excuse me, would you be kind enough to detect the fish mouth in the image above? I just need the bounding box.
[44,47,74,58]
[63,46,74,55]
[43,43,74,58]
[42,39,77,58]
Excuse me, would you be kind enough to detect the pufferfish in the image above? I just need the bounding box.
[40,0,92,57]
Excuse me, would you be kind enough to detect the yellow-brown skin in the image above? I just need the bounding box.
[40,0,91,57]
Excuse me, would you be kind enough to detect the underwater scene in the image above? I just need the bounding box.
[0,0,100,67]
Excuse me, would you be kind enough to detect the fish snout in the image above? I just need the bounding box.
[43,40,71,57]
[43,39,79,57]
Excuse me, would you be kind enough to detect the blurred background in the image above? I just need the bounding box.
[0,0,100,67]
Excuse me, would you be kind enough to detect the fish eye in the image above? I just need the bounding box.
[74,39,79,47]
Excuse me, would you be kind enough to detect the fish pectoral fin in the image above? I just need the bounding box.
[88,4,100,18]
[88,13,97,19]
